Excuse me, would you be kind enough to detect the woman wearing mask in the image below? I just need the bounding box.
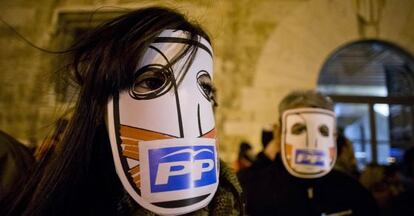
[2,7,242,216]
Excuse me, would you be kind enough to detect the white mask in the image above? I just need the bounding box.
[281,108,336,179]
[107,30,218,215]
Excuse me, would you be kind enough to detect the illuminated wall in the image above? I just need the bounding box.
[0,0,413,162]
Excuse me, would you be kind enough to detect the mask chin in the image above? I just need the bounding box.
[280,107,337,179]
[136,138,219,214]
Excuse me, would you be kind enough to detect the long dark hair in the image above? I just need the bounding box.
[2,6,210,216]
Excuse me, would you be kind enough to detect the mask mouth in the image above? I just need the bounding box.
[124,136,219,214]
[283,143,336,179]
[292,148,327,171]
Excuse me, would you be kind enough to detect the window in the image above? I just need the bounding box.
[318,40,414,169]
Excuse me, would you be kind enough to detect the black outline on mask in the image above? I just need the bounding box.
[131,45,185,137]
[129,45,176,100]
[198,128,215,138]
[113,93,143,195]
[172,75,184,138]
[153,37,212,88]
[129,63,173,100]
[196,70,213,102]
[154,37,212,58]
[152,194,210,208]
[197,103,202,137]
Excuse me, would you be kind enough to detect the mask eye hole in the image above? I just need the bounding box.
[133,71,166,93]
[291,123,306,135]
[130,64,172,100]
[319,125,329,137]
[197,70,214,102]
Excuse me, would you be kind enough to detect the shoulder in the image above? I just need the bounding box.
[326,170,363,188]
[206,160,243,215]
[324,170,368,194]
[323,170,379,214]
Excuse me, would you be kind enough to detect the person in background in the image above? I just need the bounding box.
[234,141,254,172]
[401,146,414,190]
[237,127,274,189]
[334,129,359,179]
[360,163,404,215]
[238,89,378,216]
[261,126,274,150]
[390,146,414,215]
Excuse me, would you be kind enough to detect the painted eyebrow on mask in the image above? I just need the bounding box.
[149,38,213,89]
[153,37,213,58]
[146,45,175,80]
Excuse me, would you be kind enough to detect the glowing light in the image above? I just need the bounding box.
[374,104,389,116]
[355,152,366,158]
[387,157,396,163]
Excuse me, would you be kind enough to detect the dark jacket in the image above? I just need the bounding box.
[238,152,379,216]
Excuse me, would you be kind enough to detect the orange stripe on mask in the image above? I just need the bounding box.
[285,144,293,162]
[133,175,141,184]
[120,125,174,140]
[129,165,140,175]
[201,128,216,139]
[122,150,139,160]
[329,147,336,163]
[124,145,138,152]
[121,138,138,146]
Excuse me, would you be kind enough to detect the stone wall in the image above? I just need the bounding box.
[234,0,414,162]
[0,0,413,163]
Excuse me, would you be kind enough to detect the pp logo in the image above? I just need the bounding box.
[148,146,217,193]
[295,149,325,167]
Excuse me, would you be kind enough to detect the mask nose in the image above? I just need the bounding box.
[178,90,215,138]
[306,127,318,148]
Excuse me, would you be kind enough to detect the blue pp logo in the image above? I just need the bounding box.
[148,145,217,193]
[295,149,325,167]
